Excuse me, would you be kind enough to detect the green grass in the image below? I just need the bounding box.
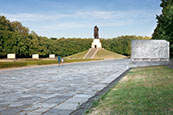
[0,58,102,69]
[0,60,59,68]
[64,58,102,63]
[67,48,127,59]
[26,60,59,65]
[66,50,89,59]
[94,48,127,59]
[86,66,173,115]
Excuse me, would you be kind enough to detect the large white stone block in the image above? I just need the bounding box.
[7,54,16,59]
[131,40,169,61]
[32,54,39,59]
[130,40,170,67]
[49,54,55,59]
[91,39,102,48]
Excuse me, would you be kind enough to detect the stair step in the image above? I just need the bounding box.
[85,48,97,59]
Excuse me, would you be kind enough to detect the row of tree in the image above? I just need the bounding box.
[0,16,93,58]
[0,15,151,58]
[102,35,151,56]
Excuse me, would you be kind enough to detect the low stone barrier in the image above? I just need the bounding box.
[7,54,16,59]
[32,54,39,59]
[49,54,55,59]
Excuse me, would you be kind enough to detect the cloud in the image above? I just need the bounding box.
[75,10,156,20]
[0,13,68,21]
[41,22,91,30]
[1,9,156,21]
[40,10,156,30]
[75,11,114,19]
[1,9,157,33]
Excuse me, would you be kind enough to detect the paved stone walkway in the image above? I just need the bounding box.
[0,59,129,115]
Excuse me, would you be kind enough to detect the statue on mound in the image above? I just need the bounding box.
[94,25,99,39]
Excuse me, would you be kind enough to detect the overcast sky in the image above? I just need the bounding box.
[0,0,161,38]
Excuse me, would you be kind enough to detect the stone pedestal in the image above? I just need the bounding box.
[91,39,102,48]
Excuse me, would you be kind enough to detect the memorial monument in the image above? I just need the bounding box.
[130,40,170,67]
[94,25,99,39]
[91,25,102,48]
[83,26,102,59]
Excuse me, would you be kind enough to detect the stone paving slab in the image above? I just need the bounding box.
[43,108,72,115]
[0,59,129,115]
[65,97,88,104]
[55,103,79,110]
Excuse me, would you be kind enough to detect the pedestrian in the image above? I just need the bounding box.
[61,57,64,66]
[58,56,61,66]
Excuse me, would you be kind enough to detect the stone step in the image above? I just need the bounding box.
[85,48,97,59]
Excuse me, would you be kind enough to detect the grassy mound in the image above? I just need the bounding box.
[67,48,127,59]
[94,48,126,59]
[66,50,89,59]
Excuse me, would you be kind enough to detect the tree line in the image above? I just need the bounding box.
[0,15,150,58]
[152,0,173,57]
[101,36,151,56]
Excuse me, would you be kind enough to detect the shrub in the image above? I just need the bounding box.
[0,62,27,68]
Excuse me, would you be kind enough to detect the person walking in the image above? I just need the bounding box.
[61,57,64,66]
[58,56,61,66]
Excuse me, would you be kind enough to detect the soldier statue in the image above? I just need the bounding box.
[94,25,99,39]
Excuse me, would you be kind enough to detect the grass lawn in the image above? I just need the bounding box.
[86,66,173,115]
[0,58,102,69]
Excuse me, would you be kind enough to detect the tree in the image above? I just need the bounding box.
[0,16,13,57]
[152,0,173,57]
[11,21,29,37]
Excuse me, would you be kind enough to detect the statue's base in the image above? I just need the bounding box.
[91,39,102,48]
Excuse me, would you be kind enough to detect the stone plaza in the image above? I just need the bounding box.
[0,59,129,115]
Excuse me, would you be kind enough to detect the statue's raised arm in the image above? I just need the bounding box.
[94,25,99,39]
